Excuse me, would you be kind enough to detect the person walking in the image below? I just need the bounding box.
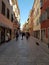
[16,31,19,41]
[7,33,11,41]
[26,32,30,40]
[5,34,8,42]
[21,32,25,40]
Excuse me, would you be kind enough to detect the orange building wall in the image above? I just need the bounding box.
[41,0,49,13]
[41,0,49,38]
[41,20,49,38]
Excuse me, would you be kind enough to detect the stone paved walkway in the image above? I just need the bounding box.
[0,36,49,65]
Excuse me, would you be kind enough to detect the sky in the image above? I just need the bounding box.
[17,0,34,29]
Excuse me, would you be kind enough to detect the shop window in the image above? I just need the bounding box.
[2,1,5,15]
[41,29,46,40]
[7,8,10,19]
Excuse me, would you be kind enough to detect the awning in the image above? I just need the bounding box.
[0,14,13,29]
[0,22,10,28]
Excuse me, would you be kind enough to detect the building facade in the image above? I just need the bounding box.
[32,0,49,43]
[0,0,14,44]
[0,0,20,44]
[11,0,20,38]
[23,0,49,44]
[40,0,49,43]
[22,10,33,35]
[22,22,29,33]
[28,10,33,35]
[33,0,41,39]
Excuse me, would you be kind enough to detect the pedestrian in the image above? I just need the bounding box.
[26,32,30,40]
[7,33,10,41]
[21,32,25,40]
[16,31,19,41]
[5,34,8,42]
[48,43,49,48]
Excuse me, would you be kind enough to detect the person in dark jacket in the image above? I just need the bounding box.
[16,31,19,41]
[26,32,30,40]
[21,32,25,40]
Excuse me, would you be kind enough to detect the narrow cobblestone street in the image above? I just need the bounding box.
[0,0,49,65]
[0,36,49,65]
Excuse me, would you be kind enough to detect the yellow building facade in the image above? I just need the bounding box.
[33,0,41,39]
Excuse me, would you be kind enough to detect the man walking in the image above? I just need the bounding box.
[21,32,25,40]
[16,31,19,41]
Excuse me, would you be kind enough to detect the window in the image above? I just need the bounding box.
[36,19,39,25]
[40,15,42,23]
[42,11,47,21]
[11,14,13,22]
[36,8,39,16]
[40,11,47,23]
[2,1,5,15]
[40,0,43,9]
[46,7,49,19]
[8,0,9,2]
[7,8,10,19]
[37,8,39,14]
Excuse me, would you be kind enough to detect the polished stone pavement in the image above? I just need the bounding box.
[0,36,49,65]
